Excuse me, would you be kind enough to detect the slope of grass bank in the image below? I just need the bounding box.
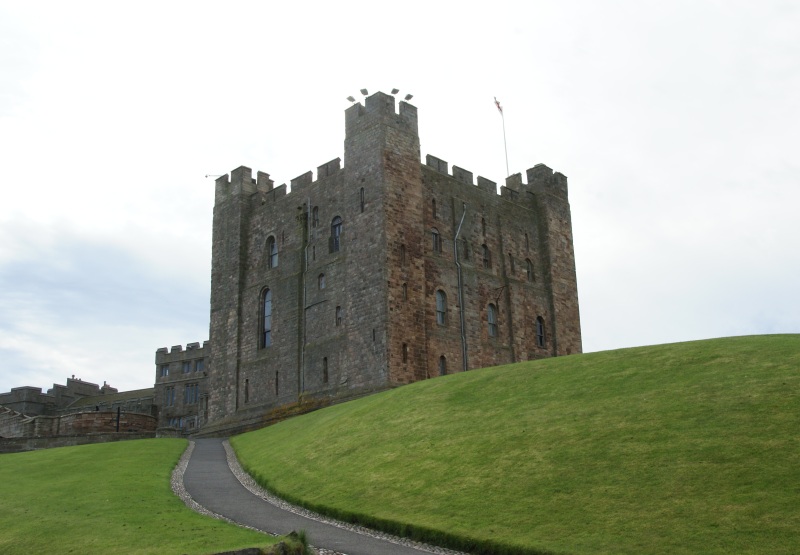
[232,335,800,555]
[0,439,271,555]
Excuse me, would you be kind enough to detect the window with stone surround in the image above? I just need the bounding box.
[330,216,343,252]
[323,357,328,383]
[182,361,191,374]
[268,236,278,268]
[360,188,365,213]
[439,355,447,376]
[160,365,169,377]
[184,383,199,404]
[526,259,534,282]
[402,343,409,363]
[488,304,498,337]
[195,359,204,372]
[336,305,342,326]
[536,316,546,348]
[261,289,273,348]
[431,228,441,254]
[402,282,408,302]
[312,206,319,228]
[482,244,491,269]
[436,290,447,325]
[318,273,326,289]
[164,386,175,407]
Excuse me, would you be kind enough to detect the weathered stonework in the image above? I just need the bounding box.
[203,92,582,432]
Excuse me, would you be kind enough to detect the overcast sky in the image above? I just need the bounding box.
[1,1,798,394]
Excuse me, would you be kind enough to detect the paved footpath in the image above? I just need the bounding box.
[182,438,453,555]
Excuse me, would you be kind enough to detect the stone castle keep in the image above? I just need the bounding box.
[1,91,582,442]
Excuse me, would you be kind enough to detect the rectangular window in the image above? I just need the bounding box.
[182,361,191,374]
[160,365,169,377]
[195,359,204,372]
[164,386,175,407]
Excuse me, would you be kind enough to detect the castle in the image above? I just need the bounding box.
[2,91,582,443]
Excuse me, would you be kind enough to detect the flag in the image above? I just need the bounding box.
[494,97,503,114]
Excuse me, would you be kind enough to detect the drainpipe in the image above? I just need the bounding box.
[453,203,469,371]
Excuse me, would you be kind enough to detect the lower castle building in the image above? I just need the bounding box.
[2,91,582,441]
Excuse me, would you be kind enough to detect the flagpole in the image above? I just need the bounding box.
[495,97,509,177]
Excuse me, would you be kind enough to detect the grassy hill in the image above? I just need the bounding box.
[231,335,800,555]
[0,439,271,555]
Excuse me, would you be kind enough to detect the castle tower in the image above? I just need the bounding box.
[202,91,581,434]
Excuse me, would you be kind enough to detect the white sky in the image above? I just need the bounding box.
[1,0,798,393]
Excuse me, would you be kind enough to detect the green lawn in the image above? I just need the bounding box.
[232,335,800,555]
[0,439,271,555]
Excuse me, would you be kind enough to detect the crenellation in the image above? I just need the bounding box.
[505,173,523,189]
[452,165,473,185]
[426,155,448,174]
[476,176,497,194]
[317,157,341,178]
[170,345,183,354]
[290,171,313,190]
[256,171,274,192]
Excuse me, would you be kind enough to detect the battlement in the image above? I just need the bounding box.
[155,341,208,363]
[424,155,568,202]
[345,91,418,138]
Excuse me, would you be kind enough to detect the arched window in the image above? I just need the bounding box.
[482,244,491,269]
[487,303,498,337]
[312,206,319,228]
[267,236,278,268]
[318,273,326,289]
[330,216,342,252]
[402,282,408,301]
[526,259,534,282]
[360,187,365,213]
[431,228,441,254]
[432,199,437,219]
[335,305,342,326]
[323,357,328,383]
[439,355,447,376]
[435,290,447,325]
[536,317,546,348]
[262,289,273,348]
